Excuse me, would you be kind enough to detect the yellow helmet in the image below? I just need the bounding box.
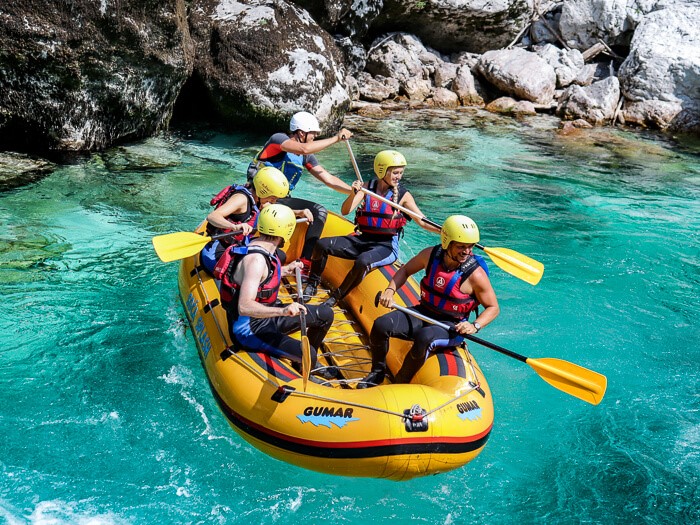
[374,150,407,180]
[257,204,296,243]
[253,166,289,199]
[441,215,480,249]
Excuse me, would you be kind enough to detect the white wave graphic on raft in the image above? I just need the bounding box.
[160,365,237,447]
[297,414,360,429]
[458,408,483,421]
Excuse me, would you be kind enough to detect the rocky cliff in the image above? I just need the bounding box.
[0,0,697,155]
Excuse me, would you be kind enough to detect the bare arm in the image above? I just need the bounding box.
[399,192,441,234]
[280,128,353,155]
[308,164,352,195]
[236,255,306,318]
[378,247,432,307]
[454,268,500,335]
[281,259,304,278]
[340,180,366,215]
[206,193,252,234]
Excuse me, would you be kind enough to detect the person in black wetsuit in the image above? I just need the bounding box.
[358,215,500,388]
[303,150,439,307]
[200,166,294,274]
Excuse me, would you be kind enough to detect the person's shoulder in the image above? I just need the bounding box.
[413,245,435,262]
[270,132,290,144]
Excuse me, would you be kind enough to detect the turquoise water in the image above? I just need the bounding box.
[1,111,698,524]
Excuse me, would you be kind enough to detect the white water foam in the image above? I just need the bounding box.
[159,365,237,447]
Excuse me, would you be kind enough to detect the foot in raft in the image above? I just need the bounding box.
[302,281,318,301]
[322,291,341,308]
[357,369,386,389]
[313,366,339,380]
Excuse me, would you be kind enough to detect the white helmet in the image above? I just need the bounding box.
[290,111,321,133]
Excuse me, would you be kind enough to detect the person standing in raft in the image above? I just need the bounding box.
[358,215,499,388]
[303,150,440,307]
[201,166,302,275]
[221,203,337,380]
[247,111,354,275]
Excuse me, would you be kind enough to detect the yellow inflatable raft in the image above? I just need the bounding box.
[178,212,494,481]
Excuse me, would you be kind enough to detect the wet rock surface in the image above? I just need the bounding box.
[0,0,697,157]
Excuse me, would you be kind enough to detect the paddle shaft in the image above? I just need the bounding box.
[359,187,437,228]
[345,140,363,183]
[360,188,489,250]
[388,301,526,362]
[295,267,308,335]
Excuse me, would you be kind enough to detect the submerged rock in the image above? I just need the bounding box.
[0,152,55,191]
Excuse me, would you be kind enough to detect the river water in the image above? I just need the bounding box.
[1,110,698,524]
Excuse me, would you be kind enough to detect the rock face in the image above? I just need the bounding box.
[1,0,698,155]
[0,1,194,152]
[557,76,621,124]
[188,0,350,132]
[476,48,557,104]
[291,0,384,39]
[374,0,533,53]
[618,4,700,131]
[558,0,656,50]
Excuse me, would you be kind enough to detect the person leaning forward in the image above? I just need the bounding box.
[221,203,337,380]
[201,166,295,275]
[358,215,500,388]
[247,111,353,274]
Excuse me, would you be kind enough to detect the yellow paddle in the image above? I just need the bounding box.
[152,231,232,263]
[295,266,312,391]
[382,298,606,405]
[360,187,545,285]
[152,219,308,263]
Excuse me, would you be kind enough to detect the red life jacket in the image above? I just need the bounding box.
[206,184,258,246]
[220,246,281,317]
[354,179,408,236]
[420,245,481,320]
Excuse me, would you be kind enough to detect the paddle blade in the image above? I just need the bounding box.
[480,246,544,286]
[526,357,607,405]
[301,336,311,391]
[152,232,211,262]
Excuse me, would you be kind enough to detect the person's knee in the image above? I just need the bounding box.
[372,315,395,338]
[311,202,327,222]
[352,257,370,274]
[314,237,332,257]
[309,304,333,329]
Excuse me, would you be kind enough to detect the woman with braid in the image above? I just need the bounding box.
[303,150,439,307]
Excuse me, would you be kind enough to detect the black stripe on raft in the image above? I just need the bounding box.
[436,350,467,378]
[247,352,325,385]
[209,384,491,459]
